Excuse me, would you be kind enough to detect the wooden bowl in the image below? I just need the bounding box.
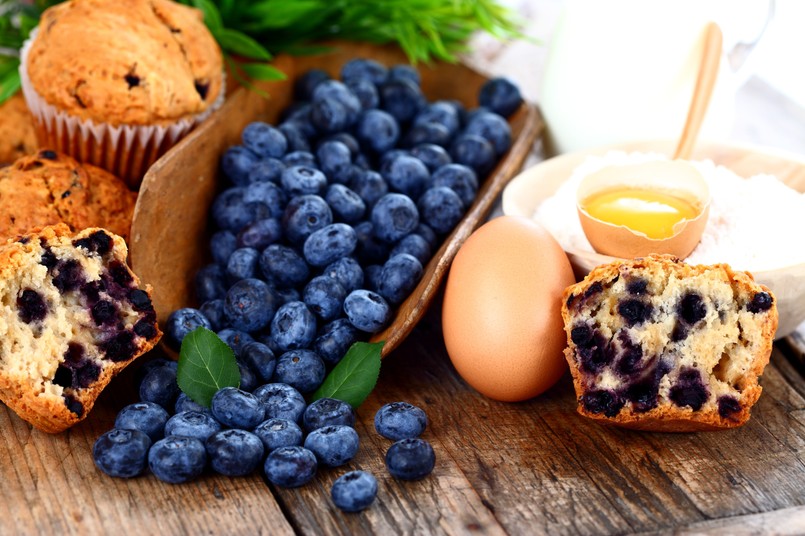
[502,139,805,337]
[130,42,543,358]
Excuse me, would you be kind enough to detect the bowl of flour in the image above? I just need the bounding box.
[503,140,805,337]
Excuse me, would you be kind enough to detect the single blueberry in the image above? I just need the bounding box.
[417,186,465,235]
[353,221,390,265]
[273,349,326,394]
[479,77,523,118]
[217,329,255,357]
[294,68,329,100]
[253,383,307,423]
[410,143,452,172]
[450,134,496,176]
[313,80,362,121]
[281,165,328,197]
[431,163,478,208]
[165,411,222,442]
[254,418,304,452]
[139,365,180,410]
[206,429,265,476]
[346,78,380,110]
[324,184,366,224]
[303,397,356,432]
[242,122,288,159]
[385,438,435,480]
[304,425,359,467]
[413,223,438,249]
[221,146,259,186]
[381,79,426,123]
[465,112,512,155]
[224,278,277,333]
[580,389,624,417]
[225,247,260,283]
[237,218,282,250]
[135,357,177,386]
[279,122,311,153]
[356,109,400,154]
[341,58,388,85]
[322,257,364,293]
[617,299,653,326]
[402,121,451,148]
[310,97,349,133]
[259,244,311,288]
[240,341,276,383]
[331,470,378,512]
[382,155,430,199]
[313,318,359,366]
[164,307,212,350]
[344,289,391,333]
[93,428,151,478]
[210,230,238,266]
[264,446,317,488]
[363,264,382,292]
[283,150,317,168]
[718,395,742,419]
[282,194,333,244]
[303,223,358,267]
[388,64,420,86]
[237,359,260,392]
[269,301,318,352]
[114,401,169,442]
[175,392,213,416]
[748,291,773,313]
[211,387,266,429]
[371,193,419,243]
[148,436,207,484]
[195,264,227,303]
[244,181,286,217]
[350,170,388,208]
[377,253,424,305]
[324,132,361,157]
[275,286,302,305]
[247,157,285,185]
[374,401,428,440]
[414,101,461,136]
[389,234,431,266]
[669,368,709,411]
[316,140,353,184]
[303,275,348,321]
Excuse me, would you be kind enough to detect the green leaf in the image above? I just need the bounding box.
[177,327,240,408]
[191,0,224,31]
[311,341,384,409]
[215,28,271,60]
[238,61,286,81]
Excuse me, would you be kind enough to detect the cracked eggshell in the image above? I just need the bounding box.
[441,216,575,402]
[576,160,711,259]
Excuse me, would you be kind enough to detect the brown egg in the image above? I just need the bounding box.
[442,216,576,402]
[577,160,711,259]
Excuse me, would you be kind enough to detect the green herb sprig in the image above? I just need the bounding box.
[0,0,522,105]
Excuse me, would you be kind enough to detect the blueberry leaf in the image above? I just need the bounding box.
[311,341,384,409]
[177,327,240,408]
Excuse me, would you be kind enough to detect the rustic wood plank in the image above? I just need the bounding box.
[668,504,805,535]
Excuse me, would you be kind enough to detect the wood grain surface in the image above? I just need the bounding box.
[1,302,804,535]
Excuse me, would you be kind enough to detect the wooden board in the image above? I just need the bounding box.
[2,302,805,534]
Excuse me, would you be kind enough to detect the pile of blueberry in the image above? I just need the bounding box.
[93,358,434,512]
[164,58,522,394]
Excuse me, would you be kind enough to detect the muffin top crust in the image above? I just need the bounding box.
[25,0,223,126]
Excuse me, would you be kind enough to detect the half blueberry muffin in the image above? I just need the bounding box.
[0,224,161,433]
[562,254,777,431]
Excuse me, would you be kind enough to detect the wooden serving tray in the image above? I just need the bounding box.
[129,42,542,357]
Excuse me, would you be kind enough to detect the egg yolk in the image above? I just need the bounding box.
[580,187,700,239]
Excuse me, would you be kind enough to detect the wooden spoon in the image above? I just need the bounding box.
[673,22,724,160]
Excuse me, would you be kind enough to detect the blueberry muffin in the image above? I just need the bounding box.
[562,255,777,431]
[20,0,224,186]
[0,151,136,242]
[0,224,161,433]
[0,93,38,165]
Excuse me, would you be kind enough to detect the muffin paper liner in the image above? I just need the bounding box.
[19,28,225,189]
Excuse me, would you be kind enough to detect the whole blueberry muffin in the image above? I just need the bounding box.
[0,93,38,165]
[562,254,777,431]
[0,151,136,242]
[0,224,162,433]
[20,0,224,187]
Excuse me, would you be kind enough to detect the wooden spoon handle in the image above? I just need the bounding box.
[674,22,723,160]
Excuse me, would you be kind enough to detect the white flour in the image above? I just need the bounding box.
[533,151,805,272]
